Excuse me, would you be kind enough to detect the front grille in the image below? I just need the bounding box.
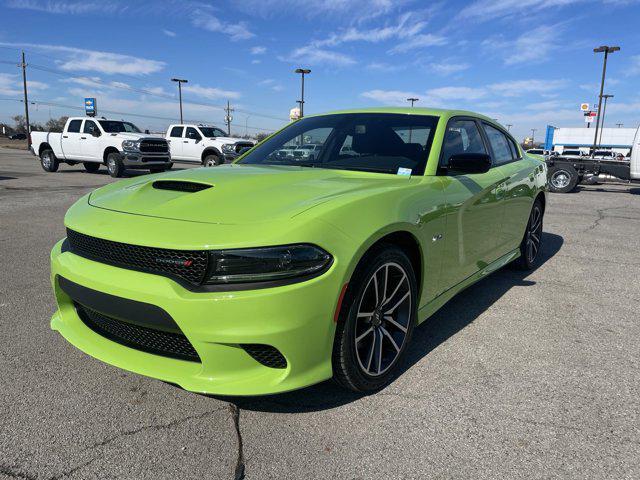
[139,139,169,153]
[67,229,209,287]
[242,344,287,369]
[235,142,253,153]
[141,156,170,162]
[75,303,200,362]
[153,180,212,193]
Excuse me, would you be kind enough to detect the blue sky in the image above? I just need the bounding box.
[0,0,639,140]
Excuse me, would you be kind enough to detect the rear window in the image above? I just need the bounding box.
[484,123,514,165]
[67,120,82,133]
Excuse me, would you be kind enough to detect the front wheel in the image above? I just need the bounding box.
[83,162,100,173]
[332,245,417,392]
[203,154,222,167]
[513,198,544,270]
[106,152,124,178]
[40,149,59,172]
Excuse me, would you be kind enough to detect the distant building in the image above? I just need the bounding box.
[544,125,638,154]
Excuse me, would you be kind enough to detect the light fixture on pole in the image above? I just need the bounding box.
[505,124,513,131]
[294,68,311,118]
[407,97,419,107]
[171,78,188,124]
[591,45,619,155]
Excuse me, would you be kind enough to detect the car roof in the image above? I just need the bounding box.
[312,107,498,125]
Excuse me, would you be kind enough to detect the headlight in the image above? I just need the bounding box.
[205,244,332,285]
[221,144,235,154]
[122,140,138,151]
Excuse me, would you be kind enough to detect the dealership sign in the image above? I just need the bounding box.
[84,98,96,117]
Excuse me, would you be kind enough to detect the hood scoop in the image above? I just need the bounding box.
[152,180,212,193]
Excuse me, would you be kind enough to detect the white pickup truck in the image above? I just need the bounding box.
[166,124,254,166]
[31,117,172,177]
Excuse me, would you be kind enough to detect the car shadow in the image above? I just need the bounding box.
[219,232,564,413]
[54,167,188,177]
[575,184,640,195]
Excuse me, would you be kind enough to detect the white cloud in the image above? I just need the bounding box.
[5,0,122,14]
[487,79,568,96]
[251,59,261,64]
[163,29,177,38]
[0,42,165,75]
[232,0,401,21]
[361,89,422,105]
[628,55,640,76]
[458,0,583,22]
[282,45,355,66]
[0,73,47,96]
[426,86,487,101]
[388,33,447,53]
[250,46,267,55]
[483,25,563,65]
[366,62,405,72]
[429,62,470,75]
[182,84,241,100]
[192,11,255,41]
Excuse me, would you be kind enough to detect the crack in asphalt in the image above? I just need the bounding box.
[228,403,246,480]
[83,407,227,452]
[583,206,629,232]
[0,465,38,480]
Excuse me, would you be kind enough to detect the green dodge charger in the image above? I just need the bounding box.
[50,108,547,395]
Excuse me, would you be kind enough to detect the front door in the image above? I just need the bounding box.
[183,127,203,161]
[438,118,507,292]
[81,119,101,161]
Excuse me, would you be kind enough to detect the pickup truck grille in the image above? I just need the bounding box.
[139,139,169,153]
[66,229,209,287]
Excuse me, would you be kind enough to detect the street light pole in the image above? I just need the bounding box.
[294,68,311,118]
[407,97,419,107]
[616,123,623,128]
[20,51,31,150]
[171,78,188,123]
[591,45,619,155]
[598,94,613,147]
[531,128,537,145]
[505,124,513,131]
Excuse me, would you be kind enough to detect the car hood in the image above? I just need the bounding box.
[88,164,409,225]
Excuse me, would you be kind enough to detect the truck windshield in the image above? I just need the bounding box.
[99,121,142,133]
[238,113,438,176]
[199,127,228,138]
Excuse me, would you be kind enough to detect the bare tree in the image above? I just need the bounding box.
[45,116,69,133]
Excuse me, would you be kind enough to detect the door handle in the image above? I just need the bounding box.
[62,135,68,138]
[183,140,188,143]
[80,137,86,140]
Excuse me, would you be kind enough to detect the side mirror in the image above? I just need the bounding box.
[145,129,150,134]
[447,153,492,174]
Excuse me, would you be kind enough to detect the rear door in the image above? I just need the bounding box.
[62,119,84,159]
[182,127,203,162]
[168,126,185,160]
[438,117,507,291]
[81,119,101,161]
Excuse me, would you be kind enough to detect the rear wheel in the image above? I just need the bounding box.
[513,198,544,270]
[332,245,417,392]
[83,162,100,173]
[40,149,59,172]
[106,152,124,178]
[548,165,578,193]
[203,154,222,167]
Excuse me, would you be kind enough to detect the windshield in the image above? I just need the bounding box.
[99,120,141,133]
[239,113,438,175]
[199,127,228,138]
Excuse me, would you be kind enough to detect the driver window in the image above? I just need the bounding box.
[83,120,99,136]
[440,119,487,166]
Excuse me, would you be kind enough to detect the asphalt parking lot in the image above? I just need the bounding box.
[1,147,639,480]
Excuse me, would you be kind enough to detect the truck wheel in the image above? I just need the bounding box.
[106,152,124,178]
[548,165,578,193]
[512,198,544,270]
[83,162,100,173]
[203,154,222,167]
[40,149,59,172]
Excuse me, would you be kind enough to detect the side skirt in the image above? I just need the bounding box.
[417,248,521,324]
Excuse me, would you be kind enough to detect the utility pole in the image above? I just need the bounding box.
[294,68,311,117]
[224,100,234,136]
[591,45,619,155]
[531,128,537,145]
[598,94,614,146]
[407,97,419,107]
[616,123,623,128]
[505,124,513,131]
[20,51,31,149]
[171,78,188,123]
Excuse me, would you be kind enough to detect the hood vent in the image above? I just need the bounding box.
[152,180,212,193]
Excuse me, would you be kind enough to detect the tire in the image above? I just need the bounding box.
[106,152,124,178]
[40,149,59,172]
[548,165,578,193]
[512,198,544,270]
[203,154,222,167]
[83,162,100,173]
[332,244,417,392]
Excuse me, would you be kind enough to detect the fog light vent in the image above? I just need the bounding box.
[241,344,287,369]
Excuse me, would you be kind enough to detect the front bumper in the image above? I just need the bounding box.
[49,238,341,396]
[122,151,171,167]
